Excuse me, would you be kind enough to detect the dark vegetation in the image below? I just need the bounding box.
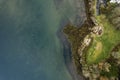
[63,0,95,74]
[63,22,91,74]
[101,56,119,78]
[100,1,120,30]
[100,63,119,78]
[100,43,120,77]
[112,43,120,52]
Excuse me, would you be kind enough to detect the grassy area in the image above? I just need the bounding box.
[86,15,120,64]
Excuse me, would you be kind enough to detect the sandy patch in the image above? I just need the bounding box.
[93,42,102,60]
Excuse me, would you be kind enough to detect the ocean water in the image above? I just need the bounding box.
[0,0,80,80]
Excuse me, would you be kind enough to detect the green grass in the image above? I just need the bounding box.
[86,15,120,64]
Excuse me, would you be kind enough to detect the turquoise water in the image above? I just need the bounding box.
[0,0,77,80]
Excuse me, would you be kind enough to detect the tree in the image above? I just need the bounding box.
[110,6,120,30]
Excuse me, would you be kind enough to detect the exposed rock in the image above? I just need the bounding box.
[98,62,104,70]
[84,37,91,46]
[104,62,111,72]
[100,76,109,80]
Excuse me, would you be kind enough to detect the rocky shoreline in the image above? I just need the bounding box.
[57,19,85,80]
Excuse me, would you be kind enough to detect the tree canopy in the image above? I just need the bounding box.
[110,6,120,30]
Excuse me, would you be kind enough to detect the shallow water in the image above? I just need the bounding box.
[0,0,85,80]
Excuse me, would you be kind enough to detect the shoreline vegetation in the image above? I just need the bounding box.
[63,0,120,80]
